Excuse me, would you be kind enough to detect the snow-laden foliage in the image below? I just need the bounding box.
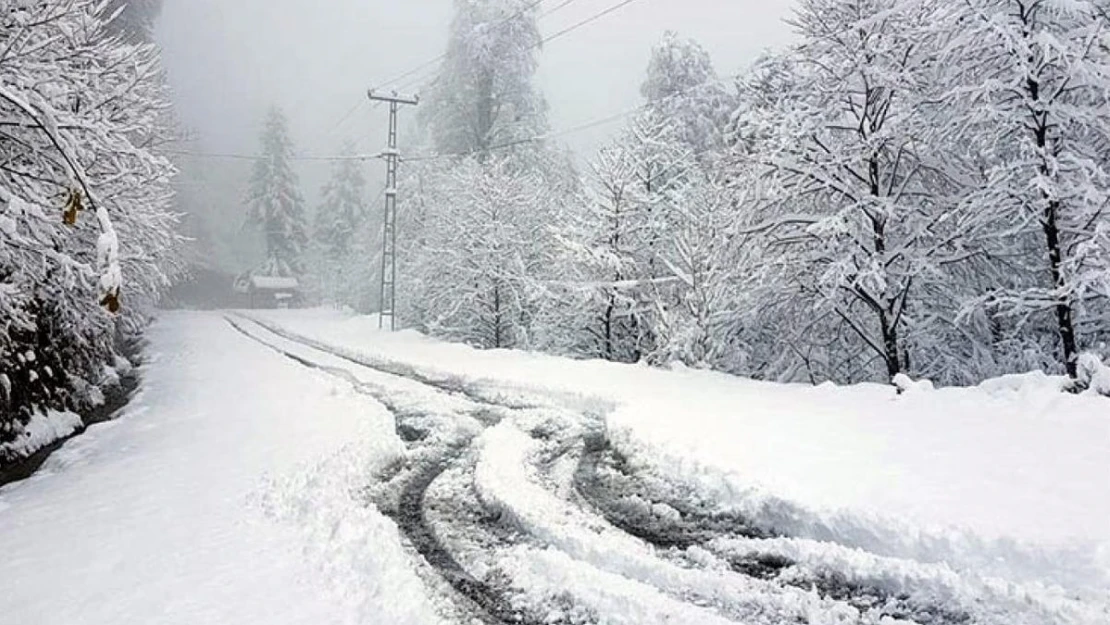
[312,143,373,310]
[402,156,556,349]
[556,114,690,362]
[399,0,574,349]
[421,0,547,156]
[934,0,1110,378]
[0,0,182,447]
[398,1,1108,388]
[641,31,734,160]
[245,107,308,279]
[738,0,961,382]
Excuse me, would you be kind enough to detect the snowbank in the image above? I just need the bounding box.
[0,410,83,462]
[255,308,1110,597]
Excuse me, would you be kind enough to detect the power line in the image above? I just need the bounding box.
[173,0,688,167]
[166,69,734,167]
[540,0,644,47]
[163,149,385,163]
[402,108,634,163]
[333,0,622,144]
[292,0,549,139]
[390,0,637,95]
[404,68,738,164]
[539,0,585,19]
[324,0,554,145]
[371,0,550,94]
[356,0,646,151]
[320,100,367,142]
[386,0,588,94]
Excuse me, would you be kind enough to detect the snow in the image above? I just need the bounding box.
[0,313,439,625]
[252,308,1110,599]
[1078,353,1110,396]
[0,410,82,459]
[3,308,1106,622]
[476,422,882,624]
[250,275,300,290]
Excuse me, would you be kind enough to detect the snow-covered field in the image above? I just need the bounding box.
[254,309,1110,598]
[2,309,1107,625]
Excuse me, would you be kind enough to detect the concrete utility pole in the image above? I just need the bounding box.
[367,89,419,331]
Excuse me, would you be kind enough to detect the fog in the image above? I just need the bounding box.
[156,0,797,164]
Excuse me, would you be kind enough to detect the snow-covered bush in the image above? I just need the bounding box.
[1076,354,1110,398]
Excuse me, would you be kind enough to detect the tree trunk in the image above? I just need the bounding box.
[879,310,902,380]
[1028,63,1080,378]
[1043,202,1080,377]
[868,156,903,381]
[493,282,503,349]
[603,292,615,361]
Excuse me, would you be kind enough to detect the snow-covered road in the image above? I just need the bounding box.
[1,311,1106,625]
[0,313,437,625]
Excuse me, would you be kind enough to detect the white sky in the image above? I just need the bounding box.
[156,0,797,192]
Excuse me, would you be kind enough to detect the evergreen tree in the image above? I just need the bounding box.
[642,31,733,159]
[313,142,369,308]
[245,107,308,278]
[421,0,547,157]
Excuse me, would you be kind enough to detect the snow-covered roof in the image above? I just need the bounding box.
[249,276,300,291]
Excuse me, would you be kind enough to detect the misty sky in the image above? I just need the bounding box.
[156,0,797,192]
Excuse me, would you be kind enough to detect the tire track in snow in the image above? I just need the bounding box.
[226,314,982,625]
[224,315,572,625]
[568,432,973,624]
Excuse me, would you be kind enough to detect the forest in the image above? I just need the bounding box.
[285,0,1110,388]
[4,0,1110,454]
[2,2,1109,623]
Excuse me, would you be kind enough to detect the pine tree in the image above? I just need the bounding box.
[313,142,369,307]
[421,0,547,157]
[245,107,308,278]
[642,31,733,160]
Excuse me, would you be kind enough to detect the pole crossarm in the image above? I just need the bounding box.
[367,90,420,106]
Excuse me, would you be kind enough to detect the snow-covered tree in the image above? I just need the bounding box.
[937,0,1110,378]
[649,171,764,371]
[404,156,553,348]
[245,107,308,278]
[741,0,960,383]
[557,114,691,361]
[398,0,571,347]
[421,0,547,157]
[642,31,733,160]
[312,143,371,308]
[105,0,163,41]
[0,0,181,447]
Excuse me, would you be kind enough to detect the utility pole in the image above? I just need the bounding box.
[367,89,419,331]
